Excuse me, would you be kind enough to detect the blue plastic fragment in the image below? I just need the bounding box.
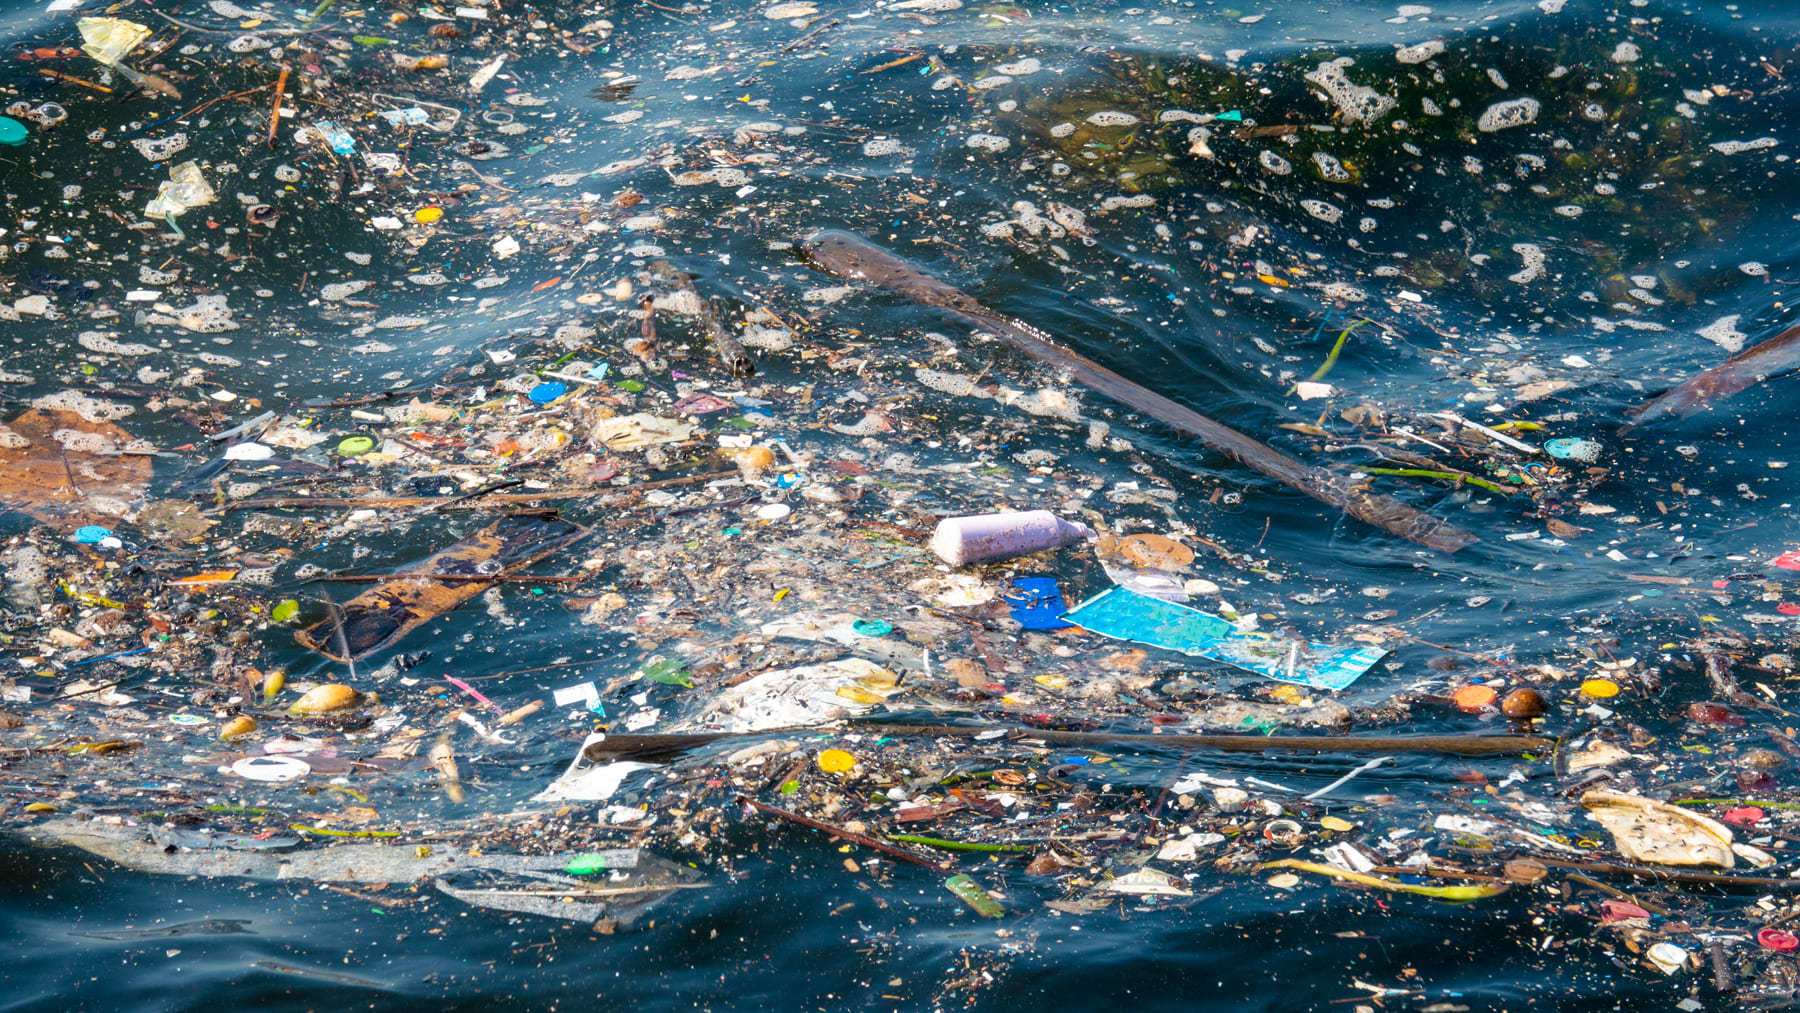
[1216,109,1243,122]
[1005,577,1073,630]
[1060,585,1386,691]
[72,525,112,544]
[529,381,568,404]
[1545,437,1601,462]
[313,120,356,155]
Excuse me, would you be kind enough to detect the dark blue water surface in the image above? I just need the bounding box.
[5,0,1800,1009]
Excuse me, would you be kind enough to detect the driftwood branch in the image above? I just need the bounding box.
[802,231,1476,554]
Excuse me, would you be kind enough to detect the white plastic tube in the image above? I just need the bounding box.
[928,510,1094,566]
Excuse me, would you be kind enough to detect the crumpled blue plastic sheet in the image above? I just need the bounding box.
[1004,576,1073,630]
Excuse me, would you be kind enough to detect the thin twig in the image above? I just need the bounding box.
[738,796,947,870]
[267,65,289,147]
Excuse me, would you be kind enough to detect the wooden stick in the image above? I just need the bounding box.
[737,796,947,870]
[267,65,290,147]
[172,83,272,124]
[38,68,111,93]
[867,724,1555,756]
[306,573,583,584]
[225,470,731,513]
[1564,872,1672,916]
[579,726,1554,763]
[803,231,1478,553]
[497,700,542,726]
[1536,856,1800,890]
[223,490,590,512]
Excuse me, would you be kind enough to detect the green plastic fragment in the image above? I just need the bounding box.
[641,657,692,688]
[271,599,300,624]
[351,35,393,45]
[944,874,1005,918]
[778,779,800,794]
[617,379,644,392]
[564,854,610,875]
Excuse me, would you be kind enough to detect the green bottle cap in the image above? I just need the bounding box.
[0,117,27,148]
[337,435,376,456]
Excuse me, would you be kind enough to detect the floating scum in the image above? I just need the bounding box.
[3,0,1800,1006]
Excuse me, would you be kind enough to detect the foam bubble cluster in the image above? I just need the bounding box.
[1477,97,1540,132]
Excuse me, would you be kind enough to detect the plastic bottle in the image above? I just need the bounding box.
[928,510,1093,566]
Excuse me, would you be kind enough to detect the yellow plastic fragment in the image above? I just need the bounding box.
[1257,859,1509,902]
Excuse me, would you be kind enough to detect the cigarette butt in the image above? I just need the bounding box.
[498,699,543,726]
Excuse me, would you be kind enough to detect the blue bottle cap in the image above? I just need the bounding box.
[529,381,567,404]
[0,116,27,148]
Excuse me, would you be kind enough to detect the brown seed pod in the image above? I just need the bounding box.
[1504,858,1548,884]
[219,715,257,739]
[291,683,359,714]
[1501,688,1547,719]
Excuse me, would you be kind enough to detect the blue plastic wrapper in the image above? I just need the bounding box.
[1004,577,1073,630]
[1059,586,1386,691]
[313,120,356,155]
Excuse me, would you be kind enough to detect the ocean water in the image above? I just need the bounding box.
[3,0,1800,1009]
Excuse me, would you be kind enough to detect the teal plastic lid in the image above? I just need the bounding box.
[0,116,27,148]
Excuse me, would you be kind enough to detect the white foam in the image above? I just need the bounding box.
[32,391,134,423]
[1396,39,1444,64]
[1085,111,1140,127]
[1301,199,1343,224]
[1477,97,1540,132]
[322,280,372,301]
[78,331,155,356]
[1712,138,1778,155]
[1697,314,1745,353]
[1508,242,1545,284]
[1312,151,1351,181]
[1304,58,1397,124]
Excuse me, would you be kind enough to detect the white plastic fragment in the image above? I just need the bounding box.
[469,54,506,92]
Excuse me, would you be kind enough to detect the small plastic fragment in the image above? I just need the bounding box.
[944,874,1005,918]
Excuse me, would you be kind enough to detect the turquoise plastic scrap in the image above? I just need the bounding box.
[1059,585,1386,691]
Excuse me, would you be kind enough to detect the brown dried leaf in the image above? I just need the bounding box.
[1545,517,1587,539]
[1515,379,1574,402]
[0,409,150,524]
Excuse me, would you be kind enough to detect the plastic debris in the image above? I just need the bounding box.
[1061,585,1387,690]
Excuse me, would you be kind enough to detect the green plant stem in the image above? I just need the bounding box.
[1362,467,1511,496]
[1309,318,1369,381]
[886,834,1033,853]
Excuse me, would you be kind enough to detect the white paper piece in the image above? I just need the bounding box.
[552,681,599,708]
